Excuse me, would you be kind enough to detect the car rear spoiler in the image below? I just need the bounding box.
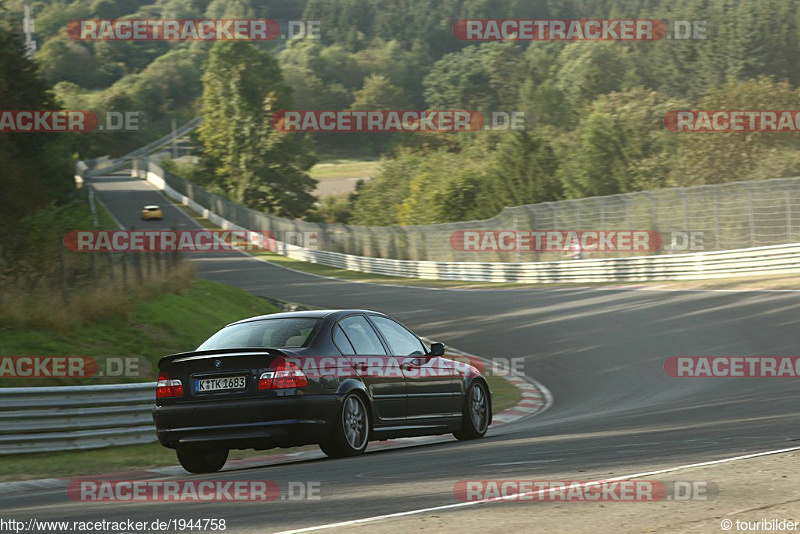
[157,348,291,370]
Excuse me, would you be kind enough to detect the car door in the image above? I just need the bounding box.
[367,315,455,420]
[336,315,406,422]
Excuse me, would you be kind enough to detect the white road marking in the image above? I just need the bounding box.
[483,460,559,466]
[275,445,800,534]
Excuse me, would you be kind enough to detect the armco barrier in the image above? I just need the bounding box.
[0,383,157,455]
[134,161,800,283]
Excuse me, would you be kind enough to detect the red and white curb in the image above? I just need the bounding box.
[492,374,550,425]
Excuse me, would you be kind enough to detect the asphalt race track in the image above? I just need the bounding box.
[2,172,799,532]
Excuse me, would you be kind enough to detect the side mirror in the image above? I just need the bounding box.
[428,342,445,357]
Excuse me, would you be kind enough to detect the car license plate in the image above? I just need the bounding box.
[194,376,247,393]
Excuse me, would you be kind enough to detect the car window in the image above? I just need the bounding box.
[369,316,426,356]
[338,316,387,355]
[197,318,321,350]
[333,325,356,355]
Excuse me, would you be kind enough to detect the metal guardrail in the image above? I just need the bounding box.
[283,242,800,282]
[0,383,157,455]
[139,163,800,262]
[137,163,800,283]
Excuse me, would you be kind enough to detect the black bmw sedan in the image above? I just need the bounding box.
[152,309,492,473]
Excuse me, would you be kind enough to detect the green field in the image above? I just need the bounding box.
[309,158,382,196]
[0,279,280,387]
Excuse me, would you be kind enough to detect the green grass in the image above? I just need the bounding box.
[93,196,120,230]
[0,279,280,387]
[0,443,316,482]
[308,159,382,181]
[172,203,219,230]
[485,375,522,413]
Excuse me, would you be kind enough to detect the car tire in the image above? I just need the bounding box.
[454,380,490,440]
[176,448,229,474]
[320,393,370,458]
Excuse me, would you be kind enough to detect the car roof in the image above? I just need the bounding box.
[228,309,384,327]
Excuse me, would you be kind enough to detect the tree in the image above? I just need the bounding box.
[282,65,352,110]
[198,41,317,217]
[351,74,407,109]
[36,37,98,87]
[423,42,524,114]
[204,0,256,19]
[559,88,686,197]
[669,78,800,186]
[485,131,561,212]
[0,26,74,234]
[554,42,628,112]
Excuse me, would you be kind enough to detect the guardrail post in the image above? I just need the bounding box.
[620,195,631,231]
[712,186,721,247]
[778,179,792,243]
[740,182,756,247]
[512,208,521,263]
[679,189,690,231]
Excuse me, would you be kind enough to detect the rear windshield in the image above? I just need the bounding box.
[197,318,321,350]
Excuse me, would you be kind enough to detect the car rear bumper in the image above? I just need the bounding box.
[152,395,338,450]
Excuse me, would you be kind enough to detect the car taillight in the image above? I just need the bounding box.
[258,360,308,390]
[156,372,183,398]
[257,371,275,390]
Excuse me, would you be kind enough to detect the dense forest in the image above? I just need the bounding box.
[3,0,800,225]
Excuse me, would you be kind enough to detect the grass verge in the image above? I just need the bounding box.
[309,159,381,181]
[0,443,315,482]
[485,374,522,414]
[0,279,280,387]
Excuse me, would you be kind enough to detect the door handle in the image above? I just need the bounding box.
[355,362,367,372]
[402,362,413,371]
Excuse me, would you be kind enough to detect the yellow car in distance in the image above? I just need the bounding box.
[141,205,163,220]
